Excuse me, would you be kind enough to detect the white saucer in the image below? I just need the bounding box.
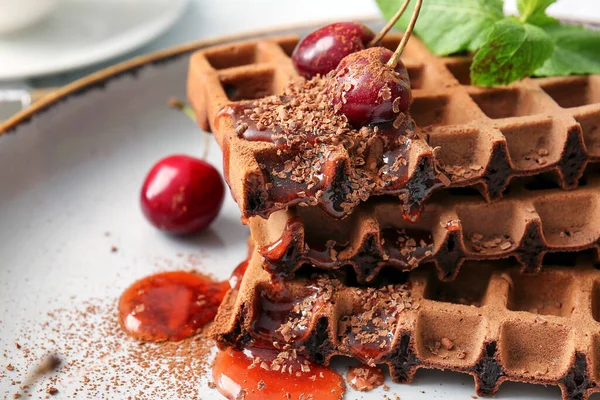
[0,0,188,80]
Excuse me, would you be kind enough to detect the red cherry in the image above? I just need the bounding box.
[140,155,225,235]
[291,22,375,79]
[328,47,411,127]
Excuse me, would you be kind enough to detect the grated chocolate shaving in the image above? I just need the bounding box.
[232,73,437,215]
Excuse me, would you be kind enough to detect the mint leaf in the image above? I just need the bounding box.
[375,0,504,55]
[471,18,554,86]
[535,23,600,76]
[517,0,556,24]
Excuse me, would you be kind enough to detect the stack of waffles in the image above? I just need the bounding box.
[187,31,600,399]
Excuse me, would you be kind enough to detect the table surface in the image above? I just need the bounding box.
[26,0,600,88]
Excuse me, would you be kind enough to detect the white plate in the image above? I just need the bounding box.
[0,0,188,80]
[0,25,576,400]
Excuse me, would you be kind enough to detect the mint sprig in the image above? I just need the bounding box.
[517,0,556,24]
[471,19,553,86]
[375,0,504,55]
[375,0,600,86]
[535,23,600,76]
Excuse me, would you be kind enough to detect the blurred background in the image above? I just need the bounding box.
[0,0,598,120]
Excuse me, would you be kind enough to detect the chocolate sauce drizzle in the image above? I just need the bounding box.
[220,99,443,221]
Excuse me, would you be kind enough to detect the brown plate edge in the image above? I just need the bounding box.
[0,18,380,135]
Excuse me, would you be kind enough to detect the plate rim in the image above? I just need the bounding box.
[0,18,359,136]
[1,16,597,136]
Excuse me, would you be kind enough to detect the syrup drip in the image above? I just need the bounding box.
[119,259,249,342]
[380,227,434,268]
[213,347,345,400]
[219,102,442,220]
[338,287,407,361]
[258,217,303,264]
[229,259,249,291]
[305,240,348,268]
[259,217,361,271]
[260,151,344,218]
[259,218,434,272]
[254,282,324,343]
[216,106,287,146]
[445,219,460,231]
[342,312,396,360]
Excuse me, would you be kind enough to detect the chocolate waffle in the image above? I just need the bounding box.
[187,32,600,221]
[213,250,600,400]
[251,170,600,282]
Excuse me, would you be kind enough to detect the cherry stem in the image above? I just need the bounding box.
[368,0,411,47]
[169,97,210,160]
[387,0,422,69]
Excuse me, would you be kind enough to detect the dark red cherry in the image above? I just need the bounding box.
[140,155,225,235]
[292,22,375,79]
[328,47,411,127]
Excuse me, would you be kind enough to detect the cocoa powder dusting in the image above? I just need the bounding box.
[1,298,214,398]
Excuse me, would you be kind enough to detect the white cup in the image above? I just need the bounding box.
[0,0,59,35]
